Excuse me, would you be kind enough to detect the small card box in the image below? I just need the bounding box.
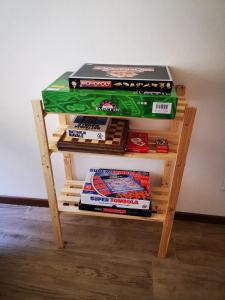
[155,138,169,153]
[127,132,149,153]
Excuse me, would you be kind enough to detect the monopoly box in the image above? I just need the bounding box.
[69,63,173,93]
[42,72,178,119]
[79,168,151,217]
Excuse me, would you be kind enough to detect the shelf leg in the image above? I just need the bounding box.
[158,107,197,258]
[162,160,173,187]
[58,114,73,180]
[162,116,181,187]
[32,100,64,248]
[170,119,180,132]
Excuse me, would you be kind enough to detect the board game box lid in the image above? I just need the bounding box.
[69,63,173,81]
[72,115,110,132]
[82,168,151,200]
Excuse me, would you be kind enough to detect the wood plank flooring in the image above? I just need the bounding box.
[0,204,225,300]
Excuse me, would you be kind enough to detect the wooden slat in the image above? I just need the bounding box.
[152,202,167,214]
[151,194,169,203]
[58,204,165,222]
[151,186,169,193]
[49,149,177,160]
[58,200,166,214]
[59,192,169,205]
[64,181,170,195]
[62,181,170,197]
[58,194,80,204]
[170,120,180,132]
[130,129,179,138]
[58,181,169,217]
[64,180,84,188]
[177,99,188,106]
[52,127,67,137]
[176,105,186,112]
[61,187,82,196]
[175,112,185,119]
[124,151,177,160]
[48,141,58,151]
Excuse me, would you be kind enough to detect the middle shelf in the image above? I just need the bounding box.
[48,128,179,160]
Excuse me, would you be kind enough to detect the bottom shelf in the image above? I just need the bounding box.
[57,180,169,223]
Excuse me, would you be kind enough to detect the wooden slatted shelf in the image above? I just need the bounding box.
[56,180,169,223]
[47,98,185,159]
[32,85,197,258]
[48,129,179,160]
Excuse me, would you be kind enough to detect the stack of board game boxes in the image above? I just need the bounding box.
[41,63,177,217]
[79,168,151,217]
[42,63,177,119]
[46,63,175,154]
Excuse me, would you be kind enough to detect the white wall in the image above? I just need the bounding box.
[0,0,225,216]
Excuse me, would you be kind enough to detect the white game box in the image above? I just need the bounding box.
[66,115,110,140]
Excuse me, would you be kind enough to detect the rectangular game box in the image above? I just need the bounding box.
[126,132,149,153]
[66,115,110,140]
[79,168,151,217]
[58,119,129,154]
[78,203,151,217]
[69,63,173,93]
[42,72,178,119]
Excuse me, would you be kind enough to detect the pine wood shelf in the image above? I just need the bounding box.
[57,180,168,223]
[48,128,178,160]
[32,85,196,258]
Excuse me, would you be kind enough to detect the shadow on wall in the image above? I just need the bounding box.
[171,66,225,100]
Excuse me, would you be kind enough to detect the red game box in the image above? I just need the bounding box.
[155,138,169,153]
[126,132,149,153]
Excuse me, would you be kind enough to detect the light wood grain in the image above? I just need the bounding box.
[2,204,225,300]
[33,84,196,258]
[57,180,169,222]
[58,114,73,180]
[32,100,64,248]
[58,205,165,222]
[162,160,173,187]
[158,107,197,258]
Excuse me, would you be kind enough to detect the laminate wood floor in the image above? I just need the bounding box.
[0,204,224,300]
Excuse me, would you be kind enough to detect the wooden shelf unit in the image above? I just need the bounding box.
[32,85,196,258]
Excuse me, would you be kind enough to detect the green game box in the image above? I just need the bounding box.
[42,72,178,119]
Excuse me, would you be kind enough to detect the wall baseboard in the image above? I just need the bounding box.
[0,195,48,207]
[0,195,224,224]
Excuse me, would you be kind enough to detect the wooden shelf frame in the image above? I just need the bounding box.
[32,85,196,258]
